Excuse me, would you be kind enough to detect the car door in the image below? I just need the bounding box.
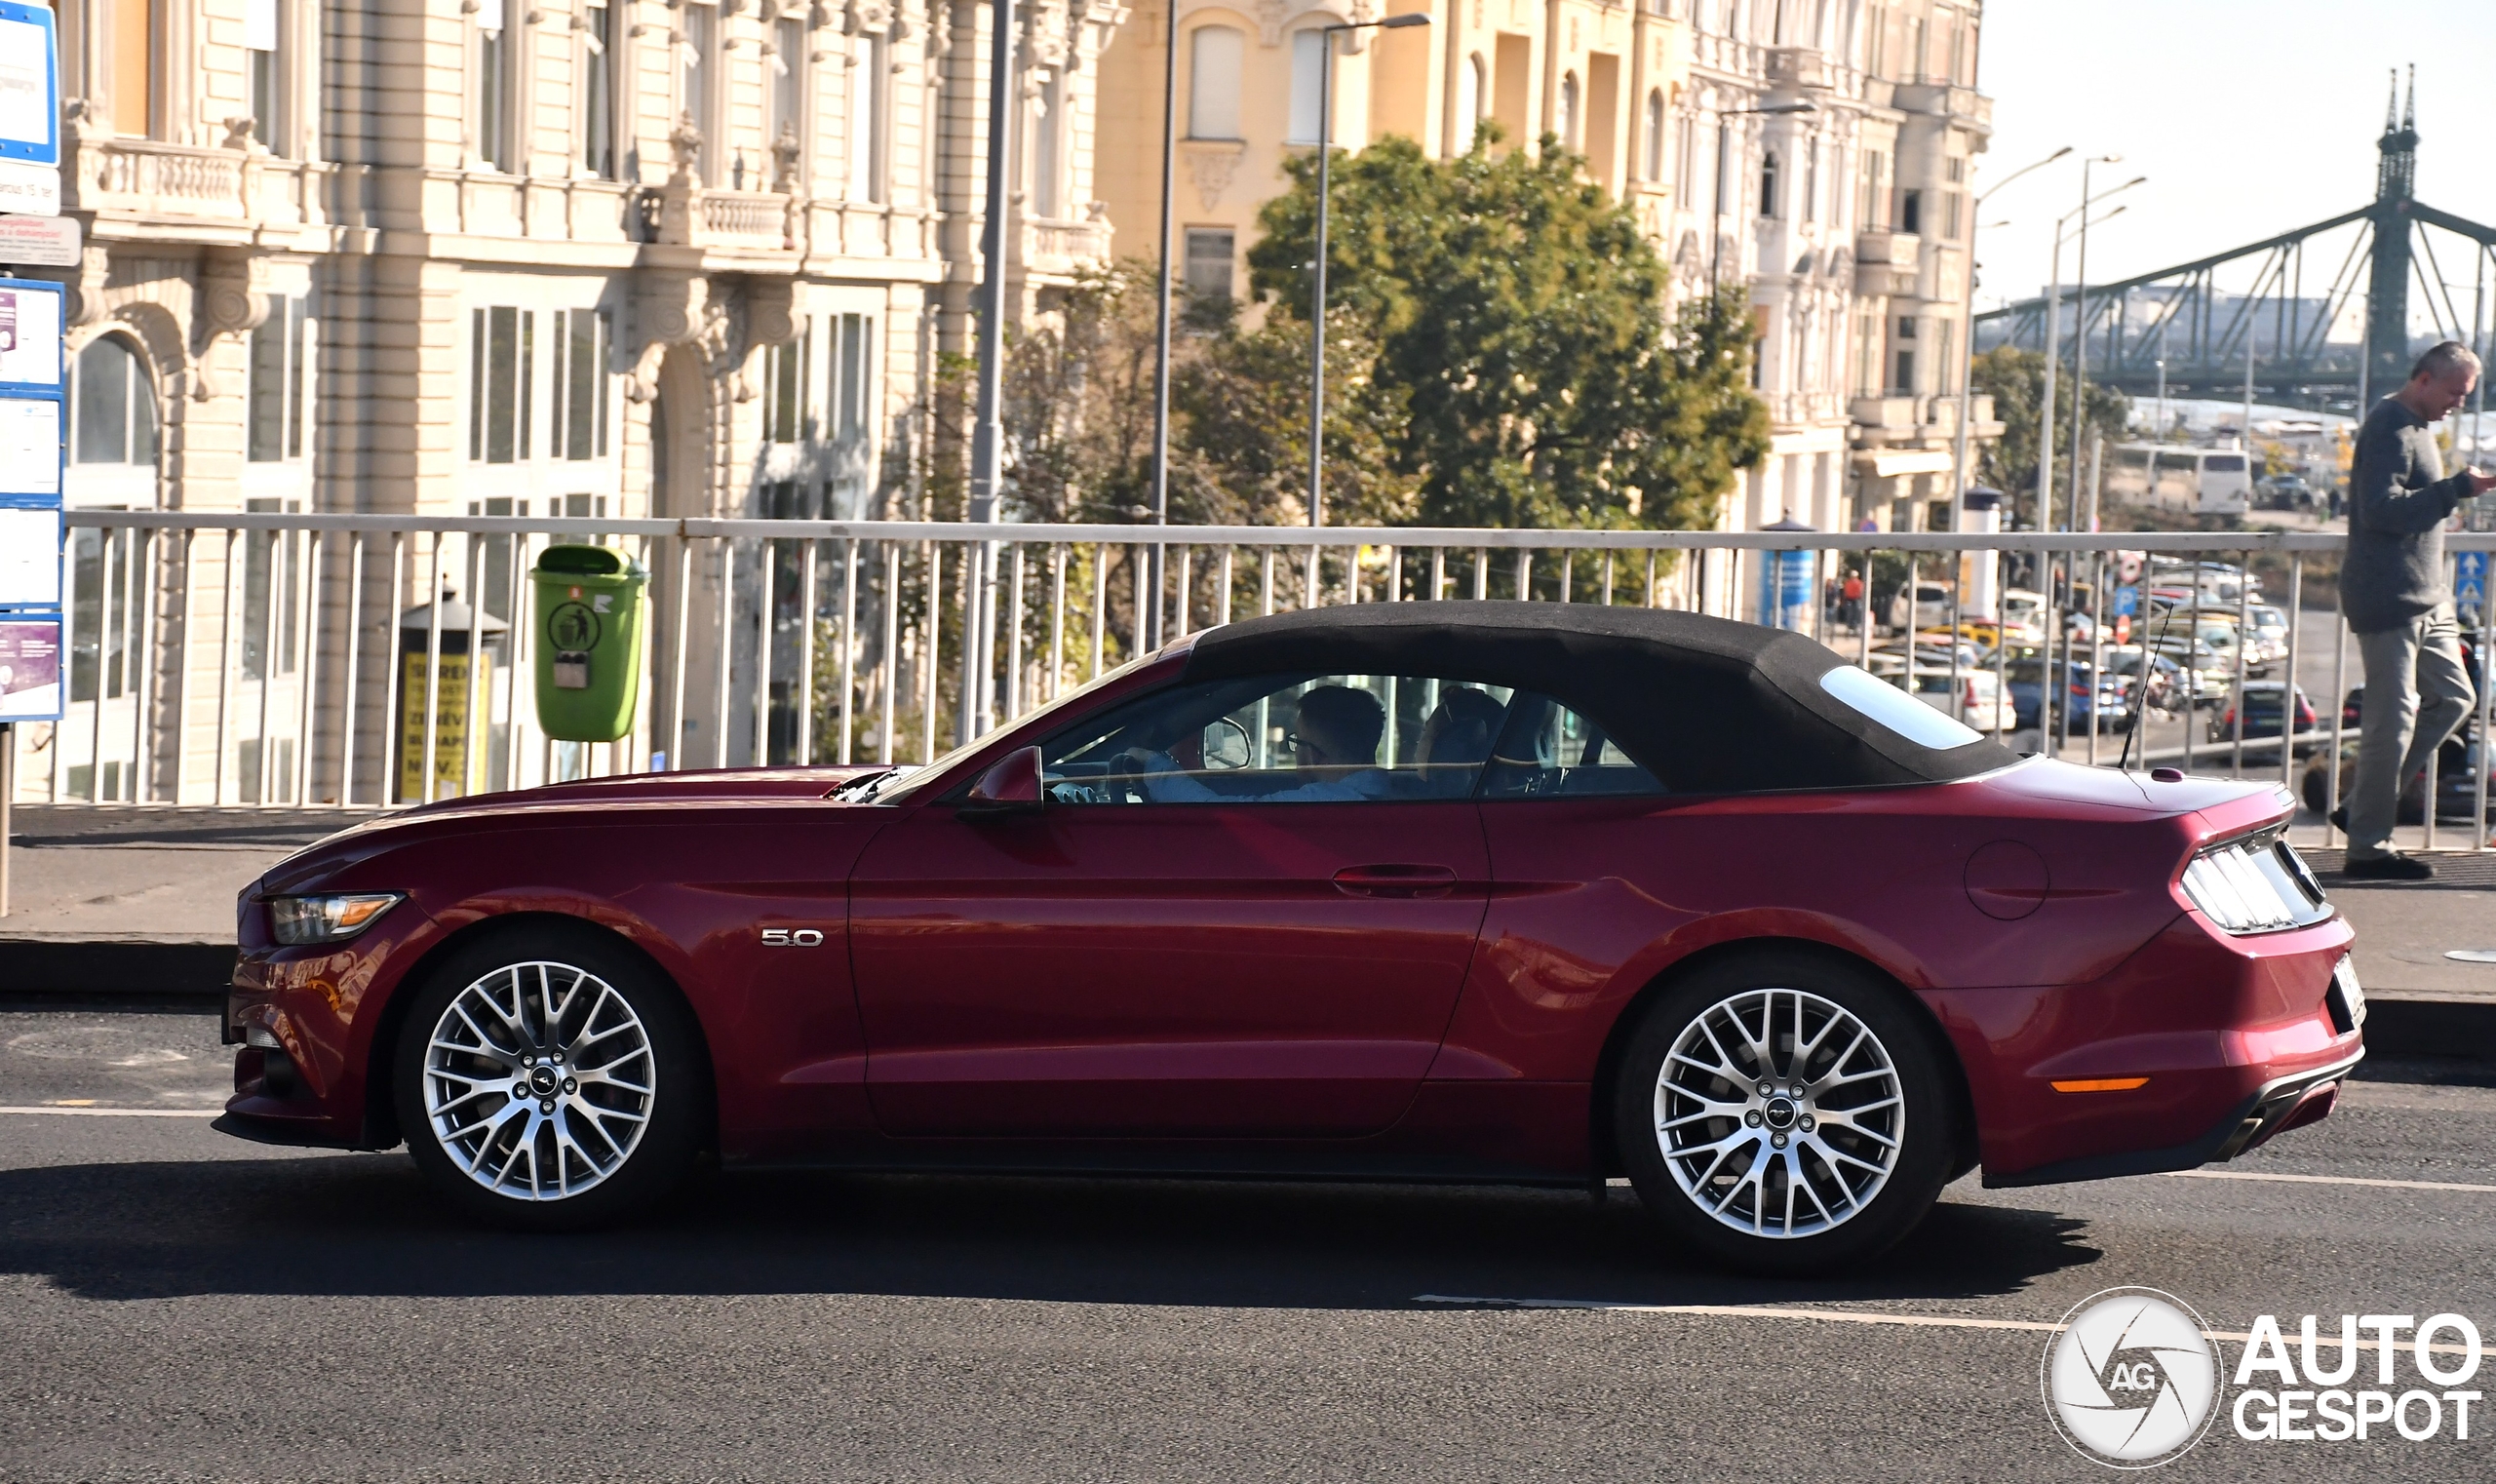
[846,671,1500,1140]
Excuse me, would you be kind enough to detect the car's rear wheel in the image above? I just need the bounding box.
[1614,951,1959,1275]
[393,926,706,1230]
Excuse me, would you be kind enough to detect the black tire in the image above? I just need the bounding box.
[1613,949,1960,1276]
[393,922,708,1230]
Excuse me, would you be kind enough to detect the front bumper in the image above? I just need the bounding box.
[1983,1049,2360,1188]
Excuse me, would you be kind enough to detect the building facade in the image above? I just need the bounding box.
[39,0,1129,796]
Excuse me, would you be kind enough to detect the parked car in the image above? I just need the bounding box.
[223,604,2360,1276]
[1887,580,1956,631]
[2303,684,2491,822]
[2098,645,2185,717]
[1908,664,2017,734]
[2147,560,2260,607]
[2209,682,2320,749]
[2244,605,2293,668]
[2005,657,2134,734]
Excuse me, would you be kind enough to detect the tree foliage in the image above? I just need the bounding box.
[1248,133,1769,529]
[1970,344,2131,526]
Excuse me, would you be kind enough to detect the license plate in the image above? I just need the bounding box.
[2331,956,2368,1030]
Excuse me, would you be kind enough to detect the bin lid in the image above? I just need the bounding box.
[400,590,509,633]
[534,544,644,579]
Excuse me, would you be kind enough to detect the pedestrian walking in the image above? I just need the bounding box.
[2333,340,2495,879]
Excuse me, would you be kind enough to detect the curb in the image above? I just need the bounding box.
[0,941,238,998]
[3,941,2492,1064]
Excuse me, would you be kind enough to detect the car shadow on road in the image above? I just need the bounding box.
[0,1152,2100,1309]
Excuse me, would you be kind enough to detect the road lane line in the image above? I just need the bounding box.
[2169,1169,2496,1194]
[0,1106,215,1117]
[1409,1298,2470,1354]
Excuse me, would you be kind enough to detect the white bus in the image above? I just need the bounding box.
[2105,444,2253,517]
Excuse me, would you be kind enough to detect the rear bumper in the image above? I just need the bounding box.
[1982,1049,2360,1188]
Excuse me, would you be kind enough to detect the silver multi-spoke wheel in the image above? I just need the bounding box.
[1654,987,1904,1239]
[421,960,656,1201]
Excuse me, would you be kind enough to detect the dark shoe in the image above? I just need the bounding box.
[2344,853,2434,881]
[2327,804,2349,834]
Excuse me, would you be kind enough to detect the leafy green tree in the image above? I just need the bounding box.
[1970,344,2130,527]
[1248,132,1768,529]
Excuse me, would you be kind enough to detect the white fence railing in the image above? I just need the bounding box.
[21,513,2496,851]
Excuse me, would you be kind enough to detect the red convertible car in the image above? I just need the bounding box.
[220,603,2362,1272]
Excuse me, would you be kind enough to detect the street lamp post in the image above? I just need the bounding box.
[1145,0,1181,647]
[2066,159,2142,531]
[959,0,1017,743]
[1306,11,1429,535]
[1947,146,2069,546]
[1707,99,1815,285]
[2034,168,2141,531]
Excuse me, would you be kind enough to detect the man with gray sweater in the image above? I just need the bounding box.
[2334,340,2494,879]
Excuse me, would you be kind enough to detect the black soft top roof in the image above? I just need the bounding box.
[1183,601,2016,791]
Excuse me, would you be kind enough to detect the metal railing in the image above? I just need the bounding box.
[24,512,2496,852]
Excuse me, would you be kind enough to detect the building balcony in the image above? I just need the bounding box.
[65,132,331,240]
[1020,215,1112,278]
[1764,47,1831,92]
[1890,83,1994,133]
[1851,392,2000,445]
[1853,228,1920,296]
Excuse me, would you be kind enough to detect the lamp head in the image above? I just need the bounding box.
[1378,11,1431,26]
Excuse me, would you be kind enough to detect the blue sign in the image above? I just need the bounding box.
[2113,585,2140,618]
[0,3,58,168]
[1759,549,1814,630]
[0,609,58,720]
[2457,551,2487,610]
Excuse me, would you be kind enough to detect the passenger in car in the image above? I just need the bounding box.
[1140,684,1395,802]
[1416,686,1507,796]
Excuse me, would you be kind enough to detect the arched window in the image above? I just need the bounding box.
[1643,89,1665,180]
[1759,149,1779,218]
[68,334,161,511]
[1188,24,1242,139]
[1559,72,1579,147]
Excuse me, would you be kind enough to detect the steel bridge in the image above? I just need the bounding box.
[1974,74,2496,407]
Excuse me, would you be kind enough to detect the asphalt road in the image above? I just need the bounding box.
[4,1007,2494,1483]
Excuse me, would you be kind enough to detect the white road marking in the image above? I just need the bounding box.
[1410,1298,2470,1354]
[0,1105,214,1117]
[2169,1169,2496,1194]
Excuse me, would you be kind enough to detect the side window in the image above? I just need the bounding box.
[1036,673,1515,804]
[1480,695,1666,800]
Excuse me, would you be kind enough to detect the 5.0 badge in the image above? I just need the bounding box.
[760,928,826,947]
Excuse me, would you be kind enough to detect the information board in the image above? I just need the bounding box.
[0,611,57,720]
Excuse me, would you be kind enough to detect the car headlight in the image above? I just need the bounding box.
[268,892,404,945]
[2179,837,2326,934]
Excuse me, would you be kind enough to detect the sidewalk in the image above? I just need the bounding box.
[0,807,366,995]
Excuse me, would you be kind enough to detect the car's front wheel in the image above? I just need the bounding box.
[393,925,707,1230]
[1614,951,1960,1275]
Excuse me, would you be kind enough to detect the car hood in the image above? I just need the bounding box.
[254,765,891,897]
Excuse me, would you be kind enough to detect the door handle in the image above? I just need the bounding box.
[1333,864,1460,898]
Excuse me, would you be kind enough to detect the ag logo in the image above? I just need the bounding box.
[2043,1287,2220,1467]
[547,602,601,651]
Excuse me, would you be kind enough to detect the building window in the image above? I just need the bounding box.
[1898,187,1922,235]
[1893,349,1914,392]
[551,308,610,460]
[240,495,301,685]
[1859,149,1887,227]
[468,306,534,464]
[475,0,514,171]
[72,336,159,469]
[248,296,309,463]
[246,0,279,153]
[1558,72,1579,148]
[770,16,805,183]
[582,0,615,176]
[1456,53,1486,149]
[763,324,810,446]
[1188,25,1242,139]
[847,32,885,201]
[1033,72,1062,218]
[1287,29,1324,146]
[1759,149,1778,217]
[1802,141,1818,220]
[682,2,716,173]
[1643,90,1664,180]
[112,0,159,137]
[1184,228,1234,302]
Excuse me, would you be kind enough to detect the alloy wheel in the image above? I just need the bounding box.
[420,960,656,1200]
[1653,987,1905,1239]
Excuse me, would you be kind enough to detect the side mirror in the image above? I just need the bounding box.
[960,746,1045,818]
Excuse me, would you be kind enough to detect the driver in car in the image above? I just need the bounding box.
[1137,684,1394,802]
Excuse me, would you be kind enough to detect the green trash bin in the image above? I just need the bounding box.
[530,545,647,742]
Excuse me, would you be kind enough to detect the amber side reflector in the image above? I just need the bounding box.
[2050,1077,2150,1093]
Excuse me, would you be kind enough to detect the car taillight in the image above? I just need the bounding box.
[2180,836,2327,933]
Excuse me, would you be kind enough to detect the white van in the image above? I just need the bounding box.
[2105,445,2253,517]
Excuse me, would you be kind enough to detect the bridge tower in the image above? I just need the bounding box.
[2364,68,2420,399]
